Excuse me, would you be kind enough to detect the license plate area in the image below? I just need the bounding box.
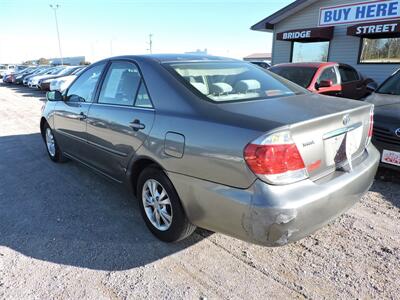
[381,149,400,166]
[324,124,363,167]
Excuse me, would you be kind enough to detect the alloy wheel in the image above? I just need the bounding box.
[142,179,173,231]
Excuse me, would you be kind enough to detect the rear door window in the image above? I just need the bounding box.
[98,61,142,106]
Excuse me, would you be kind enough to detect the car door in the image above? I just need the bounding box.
[53,62,106,161]
[338,64,364,99]
[85,60,155,181]
[315,66,341,96]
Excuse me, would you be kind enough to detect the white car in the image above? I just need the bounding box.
[0,65,26,78]
[50,67,85,92]
[28,67,65,88]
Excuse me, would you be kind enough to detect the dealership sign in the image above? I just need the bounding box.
[319,0,400,27]
[347,20,400,36]
[277,27,334,41]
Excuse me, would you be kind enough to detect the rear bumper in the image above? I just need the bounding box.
[168,144,380,246]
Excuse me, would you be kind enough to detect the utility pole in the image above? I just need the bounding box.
[49,4,63,65]
[147,34,153,54]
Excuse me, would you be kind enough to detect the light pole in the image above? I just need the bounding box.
[49,4,63,65]
[147,34,153,54]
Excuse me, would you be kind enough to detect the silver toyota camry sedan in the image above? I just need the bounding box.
[41,54,379,246]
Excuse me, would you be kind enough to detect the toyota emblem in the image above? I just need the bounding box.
[395,128,400,138]
[342,114,351,126]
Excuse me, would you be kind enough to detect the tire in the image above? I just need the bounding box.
[137,166,196,242]
[43,123,67,163]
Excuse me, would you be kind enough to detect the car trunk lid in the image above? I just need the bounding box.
[218,93,373,182]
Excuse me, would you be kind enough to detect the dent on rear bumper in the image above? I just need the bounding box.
[168,144,380,246]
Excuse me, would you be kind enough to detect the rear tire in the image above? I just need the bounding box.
[43,123,67,163]
[137,166,196,242]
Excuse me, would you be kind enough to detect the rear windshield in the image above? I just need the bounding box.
[377,70,400,96]
[166,61,304,102]
[269,66,318,89]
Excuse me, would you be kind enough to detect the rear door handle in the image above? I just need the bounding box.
[129,119,145,131]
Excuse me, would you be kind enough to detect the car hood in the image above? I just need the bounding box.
[366,93,400,123]
[210,93,370,131]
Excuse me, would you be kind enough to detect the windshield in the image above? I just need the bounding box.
[269,66,318,88]
[167,61,304,102]
[377,71,400,96]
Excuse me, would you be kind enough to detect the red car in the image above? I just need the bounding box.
[269,62,376,100]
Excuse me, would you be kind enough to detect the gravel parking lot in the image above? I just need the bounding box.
[0,83,399,299]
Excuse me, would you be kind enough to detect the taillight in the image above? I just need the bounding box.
[244,131,309,185]
[366,106,374,146]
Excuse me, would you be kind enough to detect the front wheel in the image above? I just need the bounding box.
[137,167,196,242]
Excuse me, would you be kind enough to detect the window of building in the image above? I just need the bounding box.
[359,37,400,64]
[291,41,329,62]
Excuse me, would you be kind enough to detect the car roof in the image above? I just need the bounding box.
[271,62,337,68]
[97,54,239,64]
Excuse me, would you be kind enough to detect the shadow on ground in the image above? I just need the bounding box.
[0,133,208,271]
[2,83,47,100]
[372,168,400,208]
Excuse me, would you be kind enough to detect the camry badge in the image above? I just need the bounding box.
[342,114,350,126]
[395,128,400,138]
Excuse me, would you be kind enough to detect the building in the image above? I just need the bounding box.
[185,49,208,55]
[251,0,400,83]
[49,56,85,65]
[243,53,272,62]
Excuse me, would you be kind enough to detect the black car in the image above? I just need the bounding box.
[366,69,400,171]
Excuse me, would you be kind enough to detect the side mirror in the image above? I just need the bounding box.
[366,81,378,93]
[46,90,63,101]
[317,80,333,89]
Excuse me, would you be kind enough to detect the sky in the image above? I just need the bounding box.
[0,0,293,64]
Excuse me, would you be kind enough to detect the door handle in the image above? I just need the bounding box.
[78,112,87,120]
[129,119,145,131]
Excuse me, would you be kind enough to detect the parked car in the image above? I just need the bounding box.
[5,66,37,84]
[38,66,82,91]
[249,61,271,69]
[269,62,376,100]
[50,67,85,92]
[23,67,52,85]
[13,66,39,84]
[0,65,27,78]
[366,69,400,171]
[2,73,13,83]
[41,55,378,246]
[27,67,61,87]
[0,64,16,78]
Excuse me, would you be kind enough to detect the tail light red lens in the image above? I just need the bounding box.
[244,131,308,185]
[244,144,305,174]
[366,106,374,146]
[368,108,374,137]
